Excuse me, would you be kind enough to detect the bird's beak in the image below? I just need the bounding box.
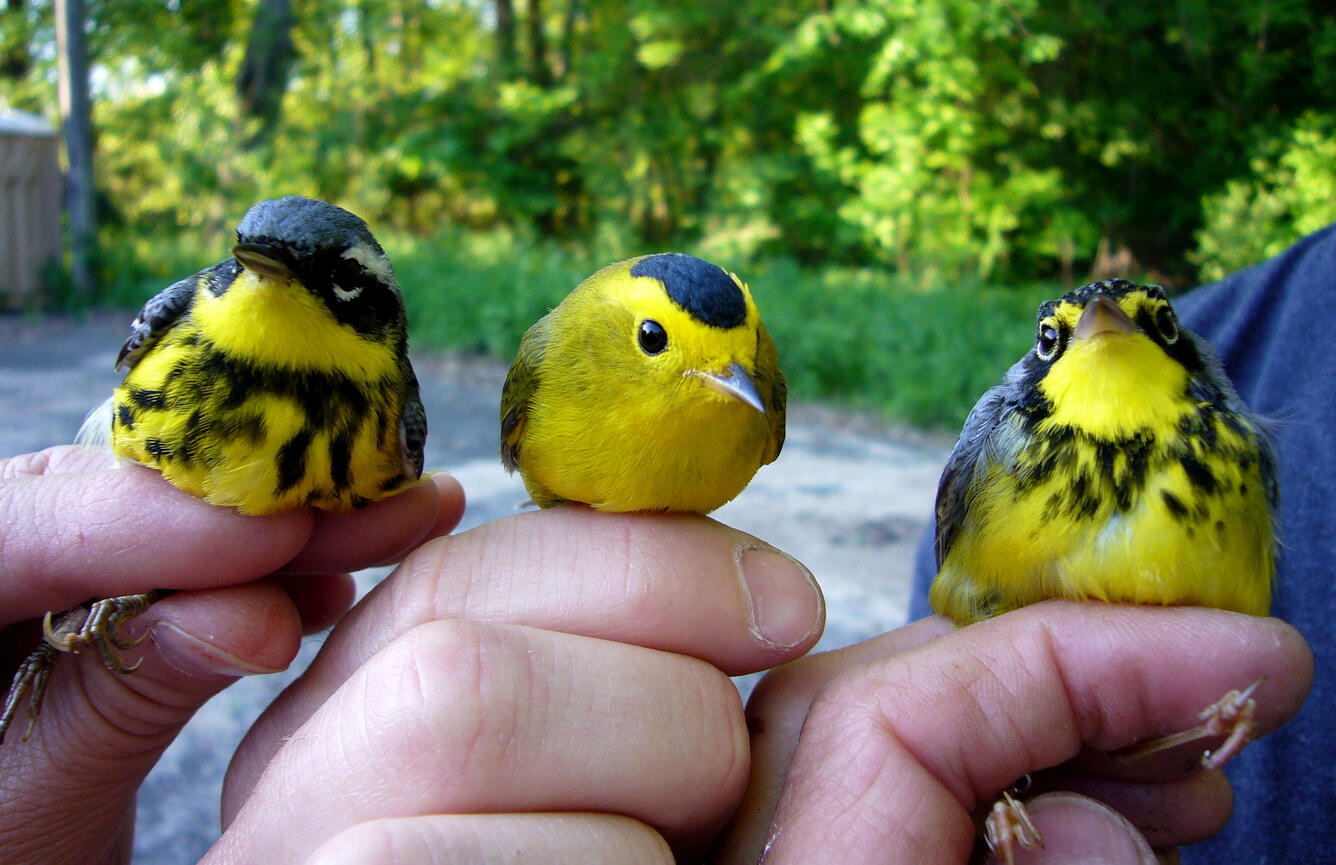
[1073,295,1136,341]
[687,360,766,414]
[232,242,295,281]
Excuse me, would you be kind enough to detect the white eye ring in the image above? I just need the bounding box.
[332,283,362,301]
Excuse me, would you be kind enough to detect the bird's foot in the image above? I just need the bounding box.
[0,642,61,745]
[982,788,1043,865]
[1,591,166,745]
[1112,677,1264,770]
[42,591,166,672]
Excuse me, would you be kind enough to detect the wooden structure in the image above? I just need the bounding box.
[0,111,62,307]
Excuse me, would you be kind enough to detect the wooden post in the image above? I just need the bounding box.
[55,0,96,299]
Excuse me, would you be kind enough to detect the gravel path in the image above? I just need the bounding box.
[0,311,950,862]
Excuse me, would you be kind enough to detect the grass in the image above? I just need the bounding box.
[83,224,1061,432]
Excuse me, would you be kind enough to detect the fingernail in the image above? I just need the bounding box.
[738,546,823,648]
[151,621,287,678]
[991,793,1158,865]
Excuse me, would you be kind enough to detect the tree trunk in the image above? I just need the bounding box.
[556,0,581,80]
[527,0,552,86]
[496,0,517,77]
[236,0,296,144]
[54,0,95,298]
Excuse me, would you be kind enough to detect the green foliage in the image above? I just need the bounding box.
[751,258,1052,427]
[1193,112,1336,281]
[5,0,1336,426]
[7,0,1334,284]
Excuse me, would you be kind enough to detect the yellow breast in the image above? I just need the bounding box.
[519,374,770,513]
[110,274,410,514]
[932,331,1273,624]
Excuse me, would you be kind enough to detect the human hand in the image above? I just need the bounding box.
[0,445,464,865]
[713,603,1312,864]
[203,506,826,864]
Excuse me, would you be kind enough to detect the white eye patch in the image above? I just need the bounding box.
[342,241,397,286]
[331,283,362,301]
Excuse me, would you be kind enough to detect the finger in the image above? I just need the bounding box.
[714,616,954,863]
[305,814,672,865]
[212,619,748,862]
[0,444,118,478]
[279,473,466,575]
[0,448,314,620]
[0,581,302,864]
[227,506,824,808]
[1032,766,1232,848]
[746,604,1311,865]
[982,793,1158,865]
[273,572,357,634]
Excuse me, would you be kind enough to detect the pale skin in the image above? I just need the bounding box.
[0,447,1314,864]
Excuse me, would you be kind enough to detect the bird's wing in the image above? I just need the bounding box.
[115,260,237,371]
[756,321,787,465]
[399,363,427,479]
[499,312,553,472]
[1186,329,1281,512]
[934,384,1009,570]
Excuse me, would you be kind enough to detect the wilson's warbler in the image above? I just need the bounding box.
[500,253,786,513]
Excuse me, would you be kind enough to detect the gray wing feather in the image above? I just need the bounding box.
[1184,329,1280,511]
[399,364,427,479]
[934,381,1013,570]
[116,260,237,371]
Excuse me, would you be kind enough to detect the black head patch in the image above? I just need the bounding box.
[631,253,746,330]
[1059,278,1165,308]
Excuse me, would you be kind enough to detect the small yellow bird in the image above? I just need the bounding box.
[500,253,785,513]
[1,196,426,743]
[931,279,1275,623]
[928,279,1277,863]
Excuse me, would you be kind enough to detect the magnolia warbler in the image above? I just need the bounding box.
[1,196,426,743]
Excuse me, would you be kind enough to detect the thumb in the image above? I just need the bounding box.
[984,793,1159,865]
[0,582,301,865]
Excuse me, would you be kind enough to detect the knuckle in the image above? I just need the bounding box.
[363,619,517,782]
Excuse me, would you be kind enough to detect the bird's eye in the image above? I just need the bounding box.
[638,319,668,355]
[1154,305,1179,344]
[1035,322,1061,361]
[331,283,362,302]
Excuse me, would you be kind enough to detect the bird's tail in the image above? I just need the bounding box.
[75,397,114,450]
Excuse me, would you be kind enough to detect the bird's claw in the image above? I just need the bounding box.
[983,790,1043,865]
[42,592,160,673]
[1112,677,1265,770]
[1198,678,1262,770]
[0,642,60,745]
[1,592,164,745]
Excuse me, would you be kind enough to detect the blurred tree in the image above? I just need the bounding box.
[2,0,1333,290]
[236,0,295,144]
[497,0,518,77]
[1193,111,1336,281]
[55,0,95,296]
[1,0,31,80]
